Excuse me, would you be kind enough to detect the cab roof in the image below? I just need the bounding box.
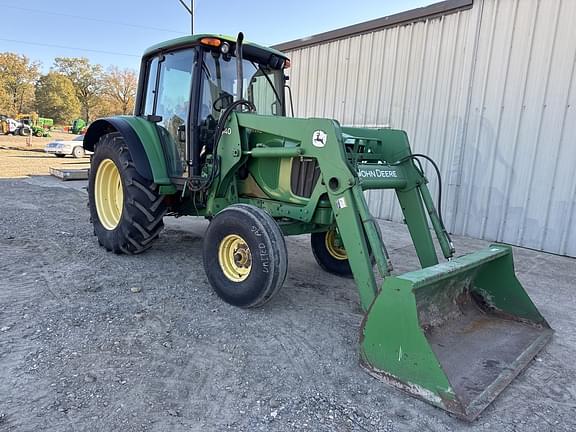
[143,33,288,59]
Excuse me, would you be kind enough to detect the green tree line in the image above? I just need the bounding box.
[0,52,137,124]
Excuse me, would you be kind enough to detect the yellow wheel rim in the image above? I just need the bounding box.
[325,229,347,260]
[218,234,252,282]
[94,159,124,231]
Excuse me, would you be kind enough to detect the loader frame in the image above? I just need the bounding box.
[205,113,454,311]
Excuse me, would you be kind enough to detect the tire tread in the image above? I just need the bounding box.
[88,132,165,255]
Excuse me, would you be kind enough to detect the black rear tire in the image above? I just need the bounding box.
[88,132,166,254]
[311,229,353,277]
[19,126,31,136]
[203,204,288,308]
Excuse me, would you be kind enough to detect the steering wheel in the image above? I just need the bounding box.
[212,93,233,112]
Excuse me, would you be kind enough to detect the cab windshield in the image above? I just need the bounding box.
[200,50,285,122]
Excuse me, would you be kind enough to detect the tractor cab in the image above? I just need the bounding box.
[135,34,289,180]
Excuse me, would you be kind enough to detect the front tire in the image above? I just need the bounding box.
[203,204,288,308]
[88,132,166,254]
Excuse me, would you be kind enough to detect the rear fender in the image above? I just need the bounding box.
[83,116,172,186]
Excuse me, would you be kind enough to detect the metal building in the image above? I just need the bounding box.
[275,0,576,257]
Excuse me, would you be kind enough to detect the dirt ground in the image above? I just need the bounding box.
[0,176,574,431]
[0,133,89,178]
[0,131,73,149]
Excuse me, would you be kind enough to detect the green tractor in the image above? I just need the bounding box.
[84,33,552,420]
[15,114,52,137]
[70,118,86,135]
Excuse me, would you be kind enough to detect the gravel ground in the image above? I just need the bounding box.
[0,177,574,431]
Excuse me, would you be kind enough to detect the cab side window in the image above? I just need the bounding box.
[143,57,159,116]
[140,49,196,176]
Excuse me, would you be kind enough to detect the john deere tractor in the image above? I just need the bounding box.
[84,33,552,420]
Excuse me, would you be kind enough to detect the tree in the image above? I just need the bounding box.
[35,72,81,124]
[90,96,117,119]
[53,57,103,122]
[0,53,41,116]
[0,86,9,114]
[102,67,137,115]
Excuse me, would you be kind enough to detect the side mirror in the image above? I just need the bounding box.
[146,114,163,123]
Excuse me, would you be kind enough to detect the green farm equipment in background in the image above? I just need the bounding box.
[83,33,553,420]
[70,118,86,135]
[15,114,53,137]
[37,117,54,129]
[30,124,51,137]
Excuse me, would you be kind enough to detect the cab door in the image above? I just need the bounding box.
[140,48,197,177]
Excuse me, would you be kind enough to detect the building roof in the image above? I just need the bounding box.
[273,0,473,52]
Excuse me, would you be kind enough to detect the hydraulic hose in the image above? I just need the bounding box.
[190,99,255,192]
[394,153,447,231]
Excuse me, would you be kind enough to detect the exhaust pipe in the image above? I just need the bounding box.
[235,32,244,102]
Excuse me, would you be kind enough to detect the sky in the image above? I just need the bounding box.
[0,0,432,72]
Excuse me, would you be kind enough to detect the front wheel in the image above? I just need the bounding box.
[203,204,288,308]
[88,132,166,254]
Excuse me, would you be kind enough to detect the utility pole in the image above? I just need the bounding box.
[178,0,195,34]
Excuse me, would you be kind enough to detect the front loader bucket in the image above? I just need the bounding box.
[360,244,553,420]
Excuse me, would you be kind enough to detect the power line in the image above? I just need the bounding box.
[0,4,187,35]
[0,38,140,57]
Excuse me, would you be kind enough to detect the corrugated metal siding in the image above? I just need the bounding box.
[282,0,576,257]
